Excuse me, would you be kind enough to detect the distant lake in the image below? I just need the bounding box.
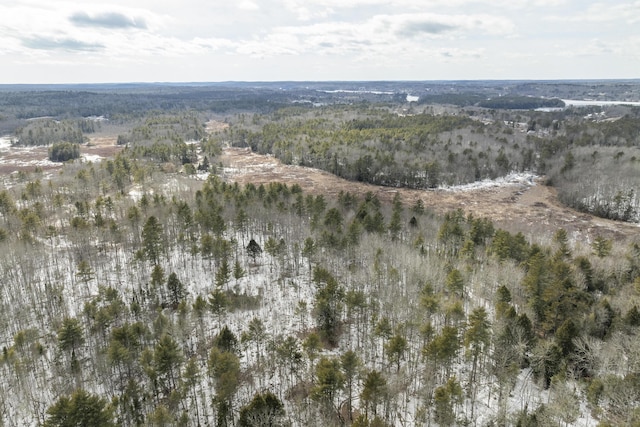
[562,99,640,107]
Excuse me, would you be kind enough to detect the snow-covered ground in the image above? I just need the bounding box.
[441,172,538,192]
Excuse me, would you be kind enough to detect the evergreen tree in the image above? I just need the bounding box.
[44,389,115,427]
[386,333,408,372]
[166,272,185,308]
[341,350,361,423]
[154,334,183,391]
[313,267,345,346]
[360,370,387,418]
[142,215,164,265]
[239,391,287,427]
[433,377,462,427]
[247,239,262,263]
[312,357,345,421]
[58,317,84,362]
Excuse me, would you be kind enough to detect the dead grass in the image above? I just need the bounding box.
[1,134,634,242]
[220,147,638,242]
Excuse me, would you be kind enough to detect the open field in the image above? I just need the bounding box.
[1,132,636,242]
[220,147,638,241]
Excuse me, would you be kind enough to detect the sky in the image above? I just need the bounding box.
[0,0,639,84]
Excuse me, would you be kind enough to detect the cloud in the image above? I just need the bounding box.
[69,11,147,29]
[379,13,515,38]
[22,36,104,51]
[547,1,640,24]
[238,1,260,11]
[396,21,456,36]
[227,12,508,61]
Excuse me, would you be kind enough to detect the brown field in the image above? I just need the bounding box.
[1,128,636,242]
[0,135,123,174]
[219,147,639,242]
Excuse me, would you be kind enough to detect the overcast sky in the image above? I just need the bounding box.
[1,0,638,83]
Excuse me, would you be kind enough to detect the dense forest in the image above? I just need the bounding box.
[227,102,640,222]
[0,81,639,426]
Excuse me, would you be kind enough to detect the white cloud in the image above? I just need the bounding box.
[581,1,640,23]
[238,1,260,11]
[546,1,640,23]
[372,13,515,38]
[0,0,636,82]
[229,12,514,59]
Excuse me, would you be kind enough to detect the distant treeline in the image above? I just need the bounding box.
[478,96,565,110]
[418,94,565,109]
[14,118,93,146]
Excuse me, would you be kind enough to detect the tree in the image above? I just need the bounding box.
[464,307,490,381]
[166,272,185,308]
[247,239,262,263]
[313,267,345,346]
[464,307,490,418]
[433,376,462,427]
[312,357,345,422]
[275,335,304,383]
[424,325,459,378]
[445,268,464,297]
[324,207,343,232]
[592,235,612,258]
[154,334,183,391]
[303,332,322,370]
[182,357,202,426]
[386,333,408,372]
[302,237,316,269]
[360,370,387,418]
[209,288,228,320]
[388,193,403,240]
[233,259,246,284]
[208,347,241,425]
[58,317,84,363]
[215,257,231,289]
[554,228,571,259]
[244,317,267,366]
[48,142,80,162]
[214,325,239,354]
[341,350,361,422]
[75,260,94,284]
[44,389,115,427]
[142,216,164,265]
[239,391,287,427]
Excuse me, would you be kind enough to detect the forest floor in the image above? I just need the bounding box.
[219,147,639,242]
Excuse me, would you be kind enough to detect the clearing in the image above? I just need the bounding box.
[219,147,638,242]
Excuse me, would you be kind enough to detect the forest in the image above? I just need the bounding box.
[0,81,639,426]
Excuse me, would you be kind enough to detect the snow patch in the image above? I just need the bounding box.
[0,136,13,150]
[81,153,103,163]
[441,172,538,192]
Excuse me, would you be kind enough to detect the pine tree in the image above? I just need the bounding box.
[313,267,344,346]
[44,389,115,427]
[154,334,183,391]
[58,317,84,363]
[246,238,262,263]
[312,357,345,421]
[239,391,286,427]
[215,257,231,289]
[360,370,387,418]
[433,377,462,427]
[341,350,361,422]
[142,215,163,265]
[166,272,185,308]
[386,333,408,372]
